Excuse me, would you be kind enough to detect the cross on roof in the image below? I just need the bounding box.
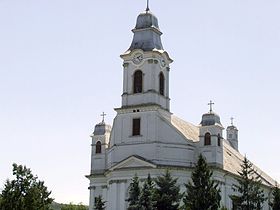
[208,100,214,113]
[146,0,150,11]
[230,117,234,125]
[101,112,106,123]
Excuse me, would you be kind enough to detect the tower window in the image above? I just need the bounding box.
[132,118,141,136]
[218,134,221,146]
[204,132,211,146]
[96,141,101,154]
[159,72,164,96]
[133,70,143,93]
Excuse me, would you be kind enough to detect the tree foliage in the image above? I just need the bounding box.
[127,174,141,210]
[270,184,280,210]
[61,202,88,210]
[183,154,221,210]
[0,163,53,210]
[230,157,266,210]
[139,174,154,210]
[153,170,181,210]
[94,195,105,210]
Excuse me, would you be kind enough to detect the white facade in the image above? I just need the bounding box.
[87,7,275,210]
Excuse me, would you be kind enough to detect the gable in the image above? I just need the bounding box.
[109,156,157,171]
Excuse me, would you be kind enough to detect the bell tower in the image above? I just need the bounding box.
[120,7,173,111]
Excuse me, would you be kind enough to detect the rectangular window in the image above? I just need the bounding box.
[132,118,141,136]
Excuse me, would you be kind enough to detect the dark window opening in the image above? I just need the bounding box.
[218,134,221,146]
[96,141,101,154]
[133,70,143,93]
[159,72,164,96]
[132,118,141,136]
[204,132,211,146]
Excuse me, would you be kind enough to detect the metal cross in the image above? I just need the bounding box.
[146,0,150,11]
[101,112,106,123]
[208,100,214,113]
[230,117,234,125]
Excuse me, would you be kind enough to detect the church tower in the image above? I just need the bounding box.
[120,7,173,110]
[226,118,239,151]
[199,101,224,167]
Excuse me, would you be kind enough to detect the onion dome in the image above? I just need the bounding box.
[93,122,111,136]
[135,10,159,30]
[200,112,223,127]
[128,10,164,52]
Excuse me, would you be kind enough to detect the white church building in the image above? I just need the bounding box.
[87,5,275,210]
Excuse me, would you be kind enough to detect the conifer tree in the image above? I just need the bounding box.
[0,163,53,210]
[230,156,266,210]
[127,174,141,210]
[183,154,221,210]
[153,170,181,210]
[270,184,280,210]
[94,195,105,210]
[139,174,154,210]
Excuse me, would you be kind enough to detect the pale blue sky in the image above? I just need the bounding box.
[0,0,279,205]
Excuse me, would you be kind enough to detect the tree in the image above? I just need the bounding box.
[153,170,181,210]
[230,156,266,210]
[139,174,154,210]
[61,202,88,210]
[0,163,53,210]
[127,174,141,210]
[94,195,105,210]
[183,154,221,210]
[270,184,280,210]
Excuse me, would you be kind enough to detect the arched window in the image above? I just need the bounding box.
[133,70,143,93]
[159,72,164,96]
[96,141,101,154]
[204,132,211,145]
[218,134,221,146]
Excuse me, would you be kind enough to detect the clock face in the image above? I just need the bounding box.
[132,53,143,64]
[160,58,166,67]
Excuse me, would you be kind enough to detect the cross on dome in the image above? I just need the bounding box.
[146,0,150,12]
[101,112,106,123]
[230,117,234,125]
[208,100,214,113]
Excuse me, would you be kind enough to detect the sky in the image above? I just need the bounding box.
[0,0,280,205]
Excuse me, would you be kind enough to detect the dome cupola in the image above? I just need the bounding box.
[200,101,223,127]
[128,7,164,52]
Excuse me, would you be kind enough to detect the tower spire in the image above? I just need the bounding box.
[146,0,150,12]
[208,100,215,113]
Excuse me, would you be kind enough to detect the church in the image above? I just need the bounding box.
[86,4,275,210]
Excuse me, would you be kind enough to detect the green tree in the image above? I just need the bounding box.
[61,202,88,210]
[139,174,154,210]
[0,163,53,210]
[270,184,280,210]
[183,154,221,210]
[230,156,266,210]
[153,170,181,210]
[94,195,105,210]
[127,174,141,210]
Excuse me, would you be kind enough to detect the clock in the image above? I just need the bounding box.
[132,53,143,64]
[160,58,166,67]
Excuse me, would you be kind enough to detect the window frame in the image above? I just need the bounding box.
[133,70,143,93]
[95,141,102,154]
[159,72,165,96]
[132,118,141,136]
[204,132,211,146]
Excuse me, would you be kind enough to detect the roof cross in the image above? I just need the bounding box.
[101,112,106,123]
[208,100,214,113]
[146,0,150,12]
[230,117,234,125]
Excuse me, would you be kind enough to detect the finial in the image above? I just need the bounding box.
[230,117,234,126]
[208,100,214,113]
[146,0,150,12]
[101,112,106,123]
